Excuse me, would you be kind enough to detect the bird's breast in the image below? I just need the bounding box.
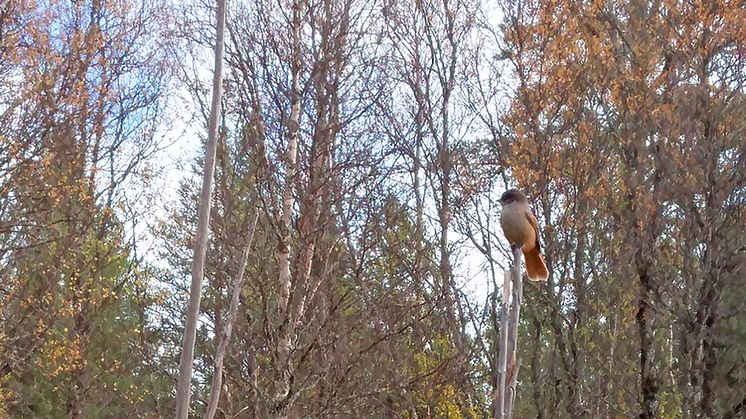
[500,203,536,249]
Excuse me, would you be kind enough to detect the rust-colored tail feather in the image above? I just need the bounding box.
[523,246,549,281]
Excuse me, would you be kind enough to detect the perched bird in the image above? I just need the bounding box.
[499,189,549,281]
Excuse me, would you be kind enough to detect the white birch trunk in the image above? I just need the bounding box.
[274,0,303,408]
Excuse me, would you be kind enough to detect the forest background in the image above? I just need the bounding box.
[1,0,744,417]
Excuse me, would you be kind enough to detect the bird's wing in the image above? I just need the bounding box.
[525,210,541,253]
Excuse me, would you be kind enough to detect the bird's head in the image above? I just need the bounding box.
[499,189,526,206]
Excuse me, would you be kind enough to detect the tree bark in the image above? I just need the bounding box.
[495,246,523,419]
[274,0,303,411]
[495,270,510,419]
[505,245,523,418]
[204,212,259,419]
[637,266,656,419]
[175,0,226,416]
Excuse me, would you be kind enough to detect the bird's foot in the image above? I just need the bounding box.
[510,243,523,252]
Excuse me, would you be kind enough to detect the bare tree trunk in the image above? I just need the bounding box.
[438,151,451,297]
[437,46,453,303]
[637,266,655,419]
[413,90,425,286]
[175,0,226,416]
[274,0,303,409]
[495,246,523,419]
[631,186,659,419]
[494,270,510,419]
[204,213,259,419]
[505,245,523,418]
[276,0,303,297]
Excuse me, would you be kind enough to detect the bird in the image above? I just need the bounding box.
[499,189,549,281]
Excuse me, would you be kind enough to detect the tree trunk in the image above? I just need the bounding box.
[495,246,523,419]
[637,266,656,419]
[175,0,226,416]
[274,0,303,411]
[495,270,510,419]
[204,213,259,419]
[505,245,523,418]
